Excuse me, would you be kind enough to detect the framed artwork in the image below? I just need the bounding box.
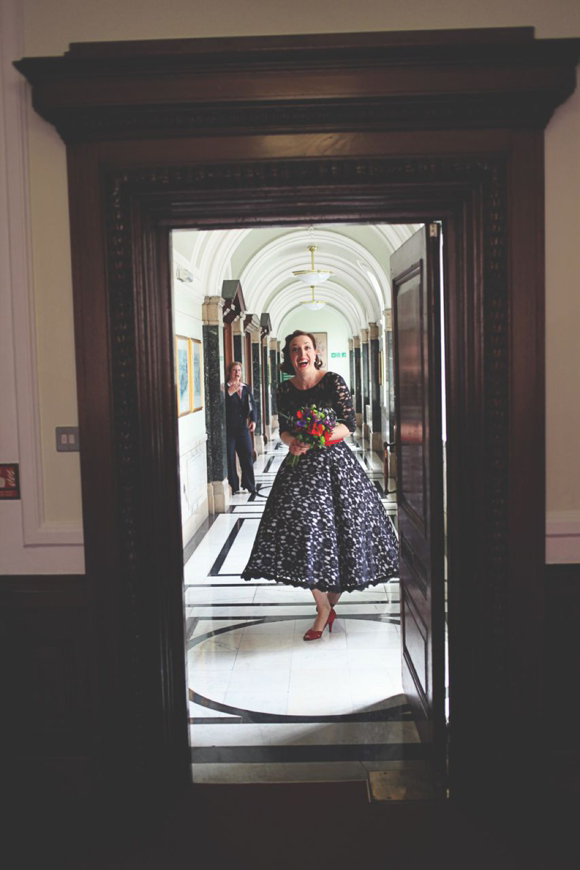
[175,335,191,416]
[311,332,327,370]
[191,338,204,411]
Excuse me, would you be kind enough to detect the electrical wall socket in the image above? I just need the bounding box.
[56,427,80,452]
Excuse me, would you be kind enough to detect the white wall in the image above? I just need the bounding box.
[1,0,578,571]
[172,247,209,544]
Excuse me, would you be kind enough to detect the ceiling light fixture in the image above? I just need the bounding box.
[294,245,331,310]
[293,245,332,286]
[301,285,326,311]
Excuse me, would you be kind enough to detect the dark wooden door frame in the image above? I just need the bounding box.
[76,155,532,800]
[15,29,580,803]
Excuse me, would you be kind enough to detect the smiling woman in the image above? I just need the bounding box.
[241,331,399,639]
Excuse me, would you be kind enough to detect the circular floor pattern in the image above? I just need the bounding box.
[189,616,403,720]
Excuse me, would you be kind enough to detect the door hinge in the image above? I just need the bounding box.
[429,222,439,237]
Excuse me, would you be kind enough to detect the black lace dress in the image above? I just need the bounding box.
[241,372,399,592]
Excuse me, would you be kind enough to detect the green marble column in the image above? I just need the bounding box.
[348,338,354,394]
[252,338,262,436]
[362,341,370,424]
[369,323,382,451]
[269,340,278,415]
[262,338,270,427]
[354,338,362,416]
[202,325,227,483]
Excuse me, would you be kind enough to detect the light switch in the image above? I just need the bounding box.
[56,427,80,452]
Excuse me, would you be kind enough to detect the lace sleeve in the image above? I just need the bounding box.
[277,382,292,434]
[330,373,356,433]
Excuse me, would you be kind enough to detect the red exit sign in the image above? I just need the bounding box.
[0,464,20,500]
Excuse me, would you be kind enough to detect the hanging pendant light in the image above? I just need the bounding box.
[301,285,326,311]
[293,245,331,309]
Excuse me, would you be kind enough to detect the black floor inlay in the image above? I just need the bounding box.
[183,513,220,565]
[191,691,411,724]
[208,519,245,576]
[189,600,394,607]
[185,616,199,639]
[191,743,425,764]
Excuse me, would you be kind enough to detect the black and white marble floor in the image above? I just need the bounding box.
[184,434,424,784]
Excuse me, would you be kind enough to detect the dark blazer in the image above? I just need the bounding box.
[225,383,257,430]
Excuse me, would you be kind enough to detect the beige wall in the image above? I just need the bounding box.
[6,0,580,568]
[545,83,580,515]
[28,108,82,523]
[21,0,580,53]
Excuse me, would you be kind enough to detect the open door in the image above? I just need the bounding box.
[391,224,446,780]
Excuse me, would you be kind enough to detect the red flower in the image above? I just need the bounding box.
[296,410,303,419]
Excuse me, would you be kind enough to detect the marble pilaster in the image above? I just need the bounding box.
[369,322,383,452]
[251,335,264,454]
[348,338,354,394]
[202,295,229,512]
[361,328,370,438]
[269,337,278,425]
[262,335,271,443]
[353,336,362,424]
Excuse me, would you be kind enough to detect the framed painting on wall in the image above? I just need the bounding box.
[312,332,327,370]
[175,335,191,416]
[191,338,204,411]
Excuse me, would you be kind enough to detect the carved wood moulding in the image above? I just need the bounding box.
[16,95,567,142]
[14,29,580,142]
[103,154,508,756]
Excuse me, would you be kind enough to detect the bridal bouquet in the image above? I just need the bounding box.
[283,404,338,466]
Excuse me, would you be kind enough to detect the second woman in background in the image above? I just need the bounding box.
[225,361,257,495]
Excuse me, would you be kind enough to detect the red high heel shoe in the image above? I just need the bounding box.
[303,608,336,641]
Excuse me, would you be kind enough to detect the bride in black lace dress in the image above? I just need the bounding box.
[241,330,399,640]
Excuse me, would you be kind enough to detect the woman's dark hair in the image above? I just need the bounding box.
[226,360,243,380]
[279,330,323,375]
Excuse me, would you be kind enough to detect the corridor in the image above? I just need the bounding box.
[185,435,425,784]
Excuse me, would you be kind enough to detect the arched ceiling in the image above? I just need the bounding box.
[172,223,421,336]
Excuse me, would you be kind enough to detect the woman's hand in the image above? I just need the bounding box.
[330,423,351,441]
[248,422,256,433]
[288,437,310,456]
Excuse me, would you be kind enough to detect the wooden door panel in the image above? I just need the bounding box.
[224,321,233,376]
[402,588,429,706]
[396,267,426,530]
[392,224,445,763]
